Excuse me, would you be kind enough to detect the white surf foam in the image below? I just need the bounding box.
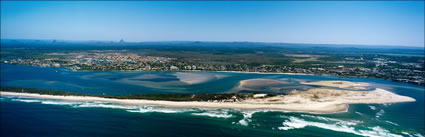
[41,100,81,105]
[238,110,260,126]
[237,110,272,126]
[278,116,402,137]
[355,112,364,116]
[11,98,42,103]
[404,132,425,137]
[401,132,424,137]
[414,133,424,137]
[369,105,376,110]
[301,114,361,126]
[77,103,139,109]
[278,117,309,130]
[8,97,198,114]
[376,109,385,118]
[127,106,193,114]
[385,121,399,126]
[358,126,403,137]
[401,132,414,137]
[191,110,233,118]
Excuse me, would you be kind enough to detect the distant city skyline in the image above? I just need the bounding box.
[1,1,424,47]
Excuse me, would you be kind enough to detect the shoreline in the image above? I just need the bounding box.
[216,71,314,75]
[2,63,424,86]
[0,63,312,75]
[0,88,415,114]
[0,91,348,113]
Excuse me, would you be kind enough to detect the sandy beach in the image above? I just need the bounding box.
[0,87,415,113]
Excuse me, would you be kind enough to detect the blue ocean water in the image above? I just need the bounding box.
[1,64,424,137]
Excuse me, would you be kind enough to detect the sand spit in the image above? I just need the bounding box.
[301,81,369,88]
[174,72,227,85]
[0,88,415,114]
[238,79,289,88]
[219,71,313,75]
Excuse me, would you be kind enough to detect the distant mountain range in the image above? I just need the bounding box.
[1,39,423,50]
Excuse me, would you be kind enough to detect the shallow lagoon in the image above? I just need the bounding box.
[0,64,406,95]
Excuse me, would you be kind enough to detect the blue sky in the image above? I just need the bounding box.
[1,1,424,47]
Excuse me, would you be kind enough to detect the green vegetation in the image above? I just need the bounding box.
[1,41,424,85]
[0,87,257,102]
[103,93,254,101]
[0,87,86,96]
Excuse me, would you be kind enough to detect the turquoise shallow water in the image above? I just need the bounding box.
[1,64,424,137]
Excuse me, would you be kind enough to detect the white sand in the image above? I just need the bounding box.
[219,71,313,75]
[301,81,369,88]
[238,78,288,88]
[0,88,415,114]
[174,72,216,85]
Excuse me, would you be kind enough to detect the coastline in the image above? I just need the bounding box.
[2,63,423,86]
[217,71,313,75]
[0,88,415,114]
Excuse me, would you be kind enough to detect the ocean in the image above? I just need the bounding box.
[1,64,424,137]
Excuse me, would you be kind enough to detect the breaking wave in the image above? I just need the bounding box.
[385,121,399,126]
[301,114,361,126]
[355,112,364,116]
[237,110,273,126]
[369,105,376,110]
[11,98,42,103]
[191,109,233,118]
[400,131,424,137]
[376,109,385,118]
[77,102,139,109]
[7,97,193,114]
[127,106,194,113]
[278,116,403,137]
[41,100,81,105]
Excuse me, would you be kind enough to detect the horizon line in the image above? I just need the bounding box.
[1,38,424,48]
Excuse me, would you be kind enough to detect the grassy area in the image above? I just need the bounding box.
[292,57,320,63]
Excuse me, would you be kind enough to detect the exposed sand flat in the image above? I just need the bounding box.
[301,81,370,89]
[174,72,222,85]
[238,79,288,88]
[219,71,313,75]
[236,79,291,93]
[235,78,312,93]
[0,88,415,114]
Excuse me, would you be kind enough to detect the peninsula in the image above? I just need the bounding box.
[0,83,415,113]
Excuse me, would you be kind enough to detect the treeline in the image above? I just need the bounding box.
[102,93,254,101]
[0,87,256,102]
[0,87,86,96]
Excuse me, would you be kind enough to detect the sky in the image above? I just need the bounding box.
[1,1,424,47]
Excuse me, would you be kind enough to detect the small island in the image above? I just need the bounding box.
[0,81,416,114]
